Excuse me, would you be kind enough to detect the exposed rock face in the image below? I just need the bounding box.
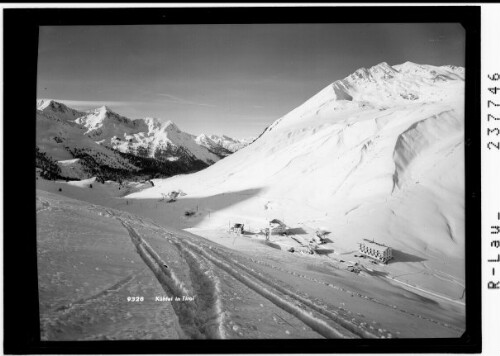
[35,100,229,180]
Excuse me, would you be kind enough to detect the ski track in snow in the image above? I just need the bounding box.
[170,240,227,339]
[174,216,462,333]
[40,270,142,340]
[97,207,225,339]
[53,273,138,314]
[116,219,223,339]
[167,232,359,339]
[94,205,464,338]
[103,208,365,338]
[39,200,463,338]
[36,199,52,214]
[238,252,463,332]
[37,63,466,340]
[386,276,465,306]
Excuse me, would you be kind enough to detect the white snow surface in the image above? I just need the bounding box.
[36,61,467,339]
[129,62,465,261]
[37,176,466,339]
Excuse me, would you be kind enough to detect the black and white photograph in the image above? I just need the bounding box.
[34,20,469,341]
[2,5,484,353]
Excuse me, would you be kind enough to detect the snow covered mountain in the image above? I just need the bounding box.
[72,105,220,164]
[195,134,233,158]
[36,106,141,180]
[36,100,232,180]
[195,134,252,157]
[37,99,87,122]
[208,134,253,153]
[133,61,465,263]
[36,61,468,339]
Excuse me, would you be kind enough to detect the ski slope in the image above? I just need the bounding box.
[37,189,464,340]
[129,62,465,260]
[36,61,466,339]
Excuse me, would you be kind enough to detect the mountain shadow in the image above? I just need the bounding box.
[117,188,264,231]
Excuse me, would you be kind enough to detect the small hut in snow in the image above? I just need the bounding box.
[269,219,287,235]
[358,239,393,264]
[162,191,179,202]
[230,223,245,234]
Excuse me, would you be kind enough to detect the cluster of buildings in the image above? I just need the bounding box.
[229,220,393,264]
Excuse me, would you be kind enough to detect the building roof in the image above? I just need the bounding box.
[269,219,286,226]
[360,239,391,251]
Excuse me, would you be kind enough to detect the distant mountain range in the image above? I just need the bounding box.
[195,134,254,157]
[36,99,252,180]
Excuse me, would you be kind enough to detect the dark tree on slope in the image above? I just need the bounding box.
[63,146,209,182]
[35,146,62,180]
[114,150,209,178]
[136,145,149,157]
[66,147,137,182]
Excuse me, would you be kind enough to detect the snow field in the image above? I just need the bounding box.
[37,187,465,338]
[36,61,466,339]
[36,191,182,340]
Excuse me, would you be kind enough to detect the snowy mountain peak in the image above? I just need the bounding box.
[440,65,465,77]
[342,62,399,84]
[398,60,420,67]
[83,105,135,128]
[144,60,465,271]
[37,98,55,110]
[393,61,428,73]
[220,135,238,142]
[199,134,251,154]
[37,99,65,112]
[160,120,180,133]
[139,117,162,131]
[371,61,392,69]
[88,105,120,117]
[441,64,463,71]
[36,103,228,180]
[195,134,216,147]
[196,133,212,143]
[36,99,86,122]
[368,62,398,79]
[264,61,465,135]
[349,67,374,82]
[141,116,159,124]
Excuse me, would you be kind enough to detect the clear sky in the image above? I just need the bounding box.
[37,23,465,139]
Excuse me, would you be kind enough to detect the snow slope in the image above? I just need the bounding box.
[129,61,465,276]
[36,187,465,339]
[35,61,466,339]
